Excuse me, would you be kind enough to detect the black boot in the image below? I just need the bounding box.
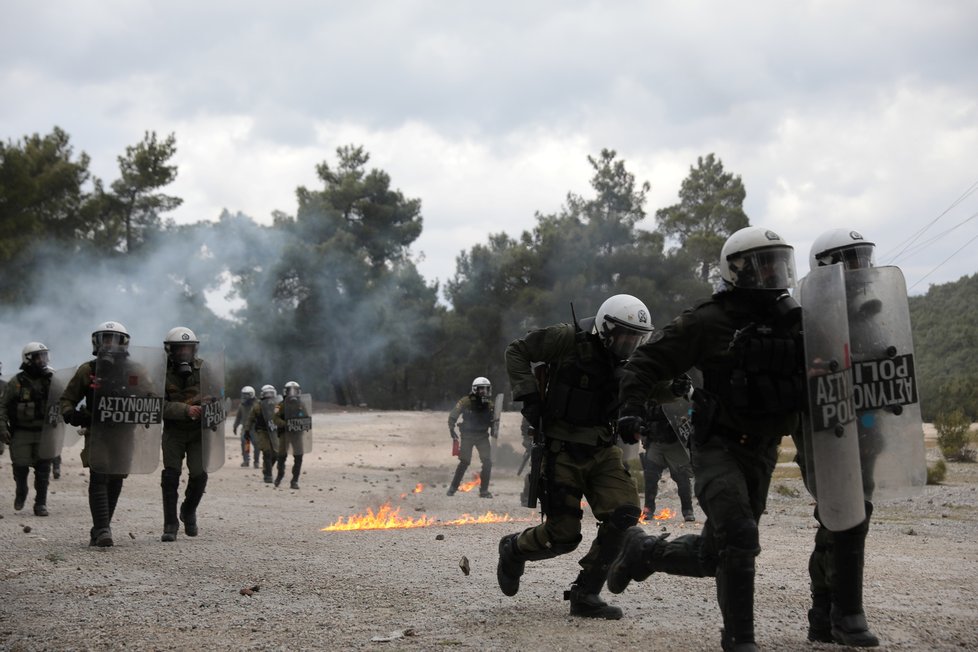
[565,571,623,620]
[447,461,468,496]
[180,473,207,537]
[290,455,303,490]
[13,465,29,511]
[830,509,879,647]
[52,455,62,480]
[274,455,286,487]
[160,468,180,542]
[254,449,261,469]
[262,453,273,483]
[607,527,664,593]
[717,546,758,652]
[496,532,558,596]
[807,528,833,643]
[88,473,113,547]
[479,464,492,498]
[107,477,124,522]
[33,460,51,516]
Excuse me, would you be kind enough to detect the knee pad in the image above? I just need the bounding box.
[610,504,641,531]
[548,533,583,556]
[725,517,760,554]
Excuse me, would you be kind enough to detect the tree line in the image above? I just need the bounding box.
[2,126,962,419]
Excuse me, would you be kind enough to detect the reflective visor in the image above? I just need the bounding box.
[727,246,797,290]
[816,244,875,270]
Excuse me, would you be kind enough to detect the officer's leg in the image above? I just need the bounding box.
[290,453,303,489]
[181,437,207,537]
[52,455,62,480]
[107,476,124,522]
[665,444,695,521]
[274,438,287,487]
[160,467,181,542]
[12,464,30,511]
[497,448,583,596]
[476,437,492,497]
[240,429,250,467]
[88,471,114,547]
[252,432,261,468]
[447,435,473,495]
[807,508,833,642]
[32,458,52,516]
[567,445,641,619]
[641,447,665,515]
[829,502,879,647]
[715,518,760,652]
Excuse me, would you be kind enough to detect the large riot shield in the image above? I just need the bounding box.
[198,351,227,473]
[282,393,313,454]
[88,346,165,474]
[261,397,280,452]
[846,266,926,500]
[798,265,866,531]
[659,400,694,454]
[491,393,504,438]
[38,368,80,459]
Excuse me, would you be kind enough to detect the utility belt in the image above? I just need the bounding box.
[548,436,614,462]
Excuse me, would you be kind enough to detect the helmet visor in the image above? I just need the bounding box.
[606,325,652,359]
[95,332,129,353]
[726,246,796,290]
[815,243,875,270]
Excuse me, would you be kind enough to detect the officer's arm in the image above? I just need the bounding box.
[0,381,15,440]
[59,365,88,417]
[505,324,574,401]
[243,404,256,430]
[448,399,463,429]
[271,403,286,428]
[621,312,702,411]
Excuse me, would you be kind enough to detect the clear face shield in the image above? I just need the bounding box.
[606,325,652,360]
[816,244,875,271]
[28,351,51,373]
[285,385,301,400]
[472,384,491,404]
[95,332,129,356]
[727,247,797,290]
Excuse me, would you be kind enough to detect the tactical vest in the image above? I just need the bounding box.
[460,396,493,432]
[703,296,803,417]
[12,371,51,430]
[544,327,619,427]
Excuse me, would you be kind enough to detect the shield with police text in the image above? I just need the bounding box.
[198,350,227,473]
[282,393,313,454]
[39,368,80,459]
[846,265,926,500]
[659,400,695,456]
[261,397,280,452]
[798,264,866,531]
[88,346,165,474]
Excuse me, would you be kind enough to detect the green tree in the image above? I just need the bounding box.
[103,131,182,253]
[0,127,92,302]
[655,153,749,283]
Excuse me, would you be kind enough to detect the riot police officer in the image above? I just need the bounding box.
[496,294,654,620]
[160,327,210,542]
[233,386,258,468]
[273,381,307,490]
[795,228,882,647]
[608,226,804,652]
[244,384,279,483]
[447,377,495,498]
[640,400,695,522]
[0,342,55,516]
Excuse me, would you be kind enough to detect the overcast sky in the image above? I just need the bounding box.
[3,0,977,307]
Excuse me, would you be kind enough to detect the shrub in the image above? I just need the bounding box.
[926,459,947,485]
[935,409,977,462]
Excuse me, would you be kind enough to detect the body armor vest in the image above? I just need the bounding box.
[703,297,803,417]
[13,371,51,428]
[460,397,493,432]
[545,327,619,427]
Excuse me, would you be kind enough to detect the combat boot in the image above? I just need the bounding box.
[607,527,664,594]
[89,475,114,547]
[830,507,879,647]
[52,456,62,480]
[564,586,623,620]
[180,473,208,537]
[13,465,29,511]
[807,603,832,643]
[290,455,302,490]
[274,455,286,487]
[497,534,525,596]
[717,546,758,652]
[33,460,51,516]
[161,468,180,542]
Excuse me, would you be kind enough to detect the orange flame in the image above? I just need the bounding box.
[639,506,676,523]
[458,473,481,493]
[413,483,424,493]
[321,502,529,531]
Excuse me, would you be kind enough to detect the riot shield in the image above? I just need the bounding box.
[282,393,313,454]
[491,393,504,438]
[846,266,926,500]
[261,397,280,452]
[88,346,165,475]
[798,264,866,531]
[659,400,694,455]
[38,368,80,459]
[198,350,227,473]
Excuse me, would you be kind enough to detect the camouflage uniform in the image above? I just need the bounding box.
[160,357,209,540]
[608,288,803,650]
[496,319,643,620]
[0,366,54,515]
[272,397,304,489]
[447,394,494,497]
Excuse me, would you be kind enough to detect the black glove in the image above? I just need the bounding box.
[670,374,693,398]
[450,427,458,440]
[63,409,91,428]
[617,415,644,445]
[518,392,542,428]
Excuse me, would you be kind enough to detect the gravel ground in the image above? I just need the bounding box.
[0,411,975,651]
